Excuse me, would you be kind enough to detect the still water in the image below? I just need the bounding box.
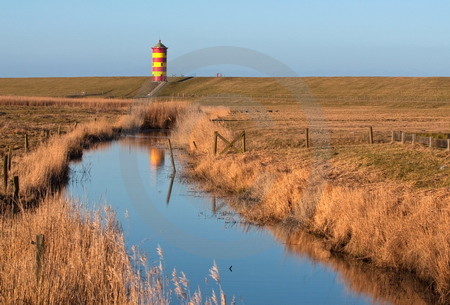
[66,135,431,305]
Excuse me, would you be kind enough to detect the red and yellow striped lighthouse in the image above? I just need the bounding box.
[152,40,168,82]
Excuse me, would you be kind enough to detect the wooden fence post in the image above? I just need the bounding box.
[74,121,78,129]
[447,139,450,151]
[369,127,373,144]
[3,155,7,191]
[213,131,218,155]
[166,174,175,205]
[35,234,45,284]
[412,134,416,145]
[167,138,176,173]
[401,132,405,144]
[429,136,433,148]
[13,176,19,201]
[305,128,310,148]
[8,147,12,171]
[242,131,246,152]
[391,131,395,143]
[25,134,29,153]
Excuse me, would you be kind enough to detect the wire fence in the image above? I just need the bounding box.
[392,131,450,150]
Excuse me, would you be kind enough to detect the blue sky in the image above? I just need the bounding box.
[1,0,449,77]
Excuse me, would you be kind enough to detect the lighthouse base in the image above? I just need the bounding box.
[152,76,167,82]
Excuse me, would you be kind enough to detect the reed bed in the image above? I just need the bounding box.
[119,101,191,131]
[0,95,131,109]
[173,107,450,303]
[1,195,160,305]
[0,195,226,305]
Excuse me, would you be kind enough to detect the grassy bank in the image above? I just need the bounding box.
[173,106,450,303]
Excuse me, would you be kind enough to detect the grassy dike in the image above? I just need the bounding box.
[172,107,450,304]
[0,101,228,305]
[2,77,450,102]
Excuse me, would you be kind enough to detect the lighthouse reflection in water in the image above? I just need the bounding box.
[149,148,165,170]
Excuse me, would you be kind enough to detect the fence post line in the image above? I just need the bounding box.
[391,130,395,143]
[447,139,450,152]
[429,136,433,148]
[213,131,218,155]
[412,133,416,145]
[3,155,7,191]
[242,131,246,153]
[369,127,373,144]
[35,234,45,284]
[13,176,19,201]
[167,138,176,173]
[25,134,29,153]
[305,128,310,148]
[401,132,405,144]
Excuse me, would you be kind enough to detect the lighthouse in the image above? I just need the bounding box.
[152,40,168,82]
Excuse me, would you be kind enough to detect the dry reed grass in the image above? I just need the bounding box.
[0,194,226,305]
[0,95,131,109]
[1,195,159,304]
[312,186,450,299]
[16,120,114,196]
[119,101,191,131]
[173,106,450,303]
[173,106,232,154]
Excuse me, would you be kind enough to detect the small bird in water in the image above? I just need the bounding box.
[229,265,233,272]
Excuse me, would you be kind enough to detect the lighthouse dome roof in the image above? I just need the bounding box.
[153,40,167,48]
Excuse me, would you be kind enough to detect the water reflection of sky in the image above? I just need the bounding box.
[66,136,405,305]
